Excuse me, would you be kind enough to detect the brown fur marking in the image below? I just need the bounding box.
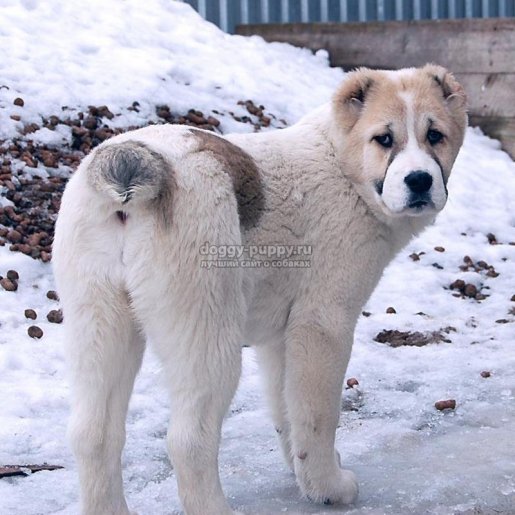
[189,129,264,229]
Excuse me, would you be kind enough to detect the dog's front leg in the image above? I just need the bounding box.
[284,316,358,506]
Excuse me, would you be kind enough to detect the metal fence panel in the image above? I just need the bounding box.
[181,0,515,33]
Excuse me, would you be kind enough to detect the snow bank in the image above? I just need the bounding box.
[0,0,342,138]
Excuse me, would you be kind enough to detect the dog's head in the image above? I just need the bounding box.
[332,65,467,219]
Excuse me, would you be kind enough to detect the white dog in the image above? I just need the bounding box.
[53,65,467,514]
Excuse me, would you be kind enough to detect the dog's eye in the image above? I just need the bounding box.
[427,129,444,145]
[373,134,393,148]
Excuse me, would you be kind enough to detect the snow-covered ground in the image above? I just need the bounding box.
[1,1,515,514]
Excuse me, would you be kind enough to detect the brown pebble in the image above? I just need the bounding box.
[435,399,456,411]
[83,116,98,130]
[13,97,24,107]
[6,270,19,281]
[480,371,491,378]
[47,309,63,324]
[28,325,43,339]
[386,307,397,314]
[511,295,515,302]
[361,311,371,317]
[0,277,17,291]
[297,451,307,460]
[450,279,466,291]
[46,290,59,301]
[24,309,37,320]
[7,230,22,244]
[40,251,52,263]
[464,284,477,298]
[434,246,445,252]
[206,116,220,127]
[409,252,420,261]
[486,233,497,245]
[346,377,359,388]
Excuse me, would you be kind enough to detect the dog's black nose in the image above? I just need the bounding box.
[404,170,433,194]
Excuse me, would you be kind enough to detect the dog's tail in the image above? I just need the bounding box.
[88,140,170,205]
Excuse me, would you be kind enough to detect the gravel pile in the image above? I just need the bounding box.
[0,100,281,263]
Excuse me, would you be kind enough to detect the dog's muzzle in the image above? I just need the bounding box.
[404,170,435,213]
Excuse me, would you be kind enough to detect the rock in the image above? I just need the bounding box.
[346,377,359,388]
[46,290,59,301]
[480,371,491,378]
[463,284,477,298]
[13,97,24,107]
[450,279,466,291]
[0,277,17,291]
[28,325,43,339]
[6,270,19,281]
[435,399,456,411]
[24,309,37,320]
[7,230,22,243]
[83,116,98,130]
[186,111,206,125]
[47,309,63,324]
[386,306,397,314]
[434,246,445,252]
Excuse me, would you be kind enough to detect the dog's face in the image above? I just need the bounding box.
[333,65,467,218]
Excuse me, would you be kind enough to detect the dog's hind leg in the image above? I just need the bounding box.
[142,275,244,515]
[126,149,247,515]
[57,271,144,515]
[254,340,293,470]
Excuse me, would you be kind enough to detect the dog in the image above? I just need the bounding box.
[53,64,467,514]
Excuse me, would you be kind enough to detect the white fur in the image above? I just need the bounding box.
[381,92,448,215]
[53,72,463,515]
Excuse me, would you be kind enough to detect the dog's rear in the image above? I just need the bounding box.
[53,128,247,515]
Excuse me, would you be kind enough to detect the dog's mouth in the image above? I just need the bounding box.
[408,199,429,209]
[404,197,436,216]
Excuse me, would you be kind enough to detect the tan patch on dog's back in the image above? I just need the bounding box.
[188,129,264,229]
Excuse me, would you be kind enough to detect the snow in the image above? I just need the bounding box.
[1,1,515,514]
[0,0,341,138]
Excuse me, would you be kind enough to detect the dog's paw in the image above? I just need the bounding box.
[301,467,358,506]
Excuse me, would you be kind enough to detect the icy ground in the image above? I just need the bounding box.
[1,1,515,514]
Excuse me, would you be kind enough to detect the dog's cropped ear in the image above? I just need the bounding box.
[423,64,467,113]
[333,68,375,131]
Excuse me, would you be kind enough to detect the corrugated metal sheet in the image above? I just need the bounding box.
[182,0,515,33]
